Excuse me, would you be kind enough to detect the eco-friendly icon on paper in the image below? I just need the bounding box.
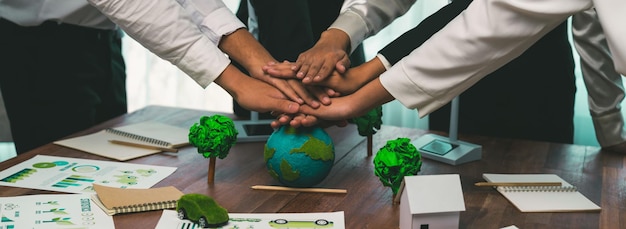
[269,218,334,228]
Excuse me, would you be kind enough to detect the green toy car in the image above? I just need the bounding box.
[176,193,229,228]
[269,219,334,228]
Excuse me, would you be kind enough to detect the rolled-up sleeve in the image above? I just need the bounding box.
[177,0,246,45]
[88,0,230,88]
[329,0,416,53]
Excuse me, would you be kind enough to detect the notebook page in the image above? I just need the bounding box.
[482,173,600,212]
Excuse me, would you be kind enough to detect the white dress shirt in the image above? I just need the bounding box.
[332,0,625,117]
[335,0,626,146]
[87,0,245,88]
[0,0,115,29]
[375,0,626,118]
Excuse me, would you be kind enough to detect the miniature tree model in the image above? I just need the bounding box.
[189,115,238,184]
[350,106,383,156]
[373,137,422,203]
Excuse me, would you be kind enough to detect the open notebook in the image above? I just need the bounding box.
[483,173,601,213]
[54,122,190,161]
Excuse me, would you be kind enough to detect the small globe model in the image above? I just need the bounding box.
[264,126,335,187]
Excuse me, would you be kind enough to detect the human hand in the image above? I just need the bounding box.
[260,61,342,106]
[215,65,299,115]
[316,60,384,95]
[217,28,322,107]
[299,79,394,121]
[270,113,349,129]
[293,56,387,95]
[268,77,390,128]
[262,60,298,79]
[250,58,347,107]
[246,61,308,105]
[264,29,351,84]
[286,79,337,107]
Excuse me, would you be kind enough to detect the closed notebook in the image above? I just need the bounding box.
[483,173,601,213]
[92,184,184,215]
[54,122,190,161]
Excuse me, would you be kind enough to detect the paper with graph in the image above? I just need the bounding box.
[0,155,176,194]
[0,193,114,229]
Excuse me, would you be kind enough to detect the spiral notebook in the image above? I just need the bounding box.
[92,184,184,215]
[54,122,190,161]
[483,173,601,212]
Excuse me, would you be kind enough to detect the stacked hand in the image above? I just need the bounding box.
[217,28,341,118]
[264,29,352,85]
[235,28,392,128]
[261,43,389,128]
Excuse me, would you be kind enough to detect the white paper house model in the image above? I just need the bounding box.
[399,174,466,229]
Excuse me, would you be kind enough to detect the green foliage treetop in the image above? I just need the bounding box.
[188,115,238,159]
[373,137,422,195]
[350,106,383,136]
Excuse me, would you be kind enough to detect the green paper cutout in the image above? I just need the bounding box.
[373,138,422,194]
[350,106,383,136]
[188,115,238,159]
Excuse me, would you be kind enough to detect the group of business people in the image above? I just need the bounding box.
[2,0,624,154]
[267,0,577,145]
[263,0,625,152]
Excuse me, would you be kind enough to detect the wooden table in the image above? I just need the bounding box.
[0,105,623,229]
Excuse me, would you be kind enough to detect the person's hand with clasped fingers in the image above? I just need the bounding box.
[271,77,394,128]
[214,65,300,116]
[219,28,336,109]
[263,29,352,85]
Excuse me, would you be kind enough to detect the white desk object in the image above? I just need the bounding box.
[399,174,466,229]
[412,97,481,165]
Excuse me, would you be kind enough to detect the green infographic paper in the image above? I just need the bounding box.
[0,155,177,193]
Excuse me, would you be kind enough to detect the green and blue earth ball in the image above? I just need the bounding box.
[264,126,335,187]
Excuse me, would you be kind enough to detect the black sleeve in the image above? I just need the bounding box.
[378,0,471,65]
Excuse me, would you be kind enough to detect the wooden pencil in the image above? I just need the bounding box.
[250,185,347,194]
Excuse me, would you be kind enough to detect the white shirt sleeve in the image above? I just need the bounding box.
[0,1,116,29]
[572,9,626,148]
[176,0,246,45]
[593,0,626,75]
[376,54,393,70]
[379,0,595,117]
[87,0,231,88]
[329,0,416,53]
